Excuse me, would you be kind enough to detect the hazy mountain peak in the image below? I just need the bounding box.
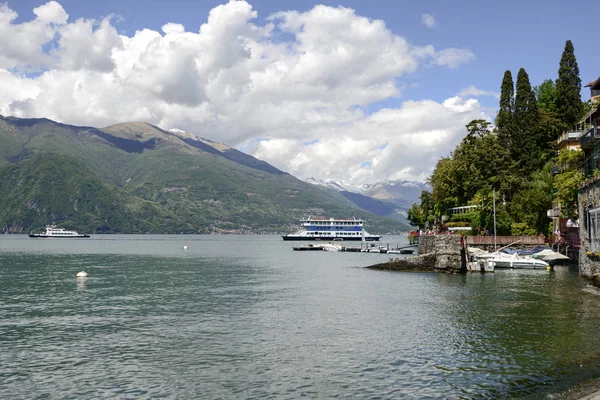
[102,121,167,140]
[305,177,360,193]
[167,128,232,152]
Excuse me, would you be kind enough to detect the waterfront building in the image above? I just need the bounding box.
[577,77,600,278]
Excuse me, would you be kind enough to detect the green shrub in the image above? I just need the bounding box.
[511,222,536,236]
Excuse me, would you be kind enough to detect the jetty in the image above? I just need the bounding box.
[368,235,569,273]
[293,242,418,254]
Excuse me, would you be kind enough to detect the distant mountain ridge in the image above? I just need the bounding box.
[0,115,409,234]
[305,177,430,223]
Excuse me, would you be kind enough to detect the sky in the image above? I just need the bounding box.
[2,0,598,186]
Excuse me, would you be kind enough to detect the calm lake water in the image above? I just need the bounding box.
[1,234,600,399]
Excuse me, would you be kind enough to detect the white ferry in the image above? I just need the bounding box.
[282,217,381,241]
[28,225,90,238]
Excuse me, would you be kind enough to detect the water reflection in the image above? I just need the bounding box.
[1,236,600,399]
[76,277,87,291]
[433,268,600,398]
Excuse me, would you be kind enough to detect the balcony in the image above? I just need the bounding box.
[557,130,581,145]
[579,126,599,149]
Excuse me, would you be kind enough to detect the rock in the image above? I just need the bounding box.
[367,253,436,272]
[592,273,600,288]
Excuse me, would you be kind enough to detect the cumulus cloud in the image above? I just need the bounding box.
[421,13,435,28]
[458,85,500,99]
[431,48,475,69]
[0,1,68,69]
[33,1,68,24]
[250,97,487,183]
[0,0,485,185]
[56,16,122,71]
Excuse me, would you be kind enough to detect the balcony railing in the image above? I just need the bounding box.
[547,208,561,218]
[557,130,582,145]
[579,126,598,148]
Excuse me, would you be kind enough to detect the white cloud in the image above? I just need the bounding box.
[458,85,500,99]
[33,1,68,24]
[421,13,435,28]
[431,48,475,69]
[0,0,484,185]
[0,2,67,69]
[56,16,122,72]
[250,97,487,183]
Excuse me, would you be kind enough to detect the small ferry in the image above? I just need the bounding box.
[282,217,381,241]
[29,225,90,238]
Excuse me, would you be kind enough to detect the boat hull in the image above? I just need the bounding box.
[28,234,90,238]
[282,235,380,241]
[492,260,548,269]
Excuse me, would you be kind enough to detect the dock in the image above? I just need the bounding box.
[292,242,418,254]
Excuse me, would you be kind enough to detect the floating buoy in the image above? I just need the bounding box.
[76,271,88,278]
[183,245,188,250]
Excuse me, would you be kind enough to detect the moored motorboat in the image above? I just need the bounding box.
[469,248,549,269]
[293,244,324,251]
[29,225,90,238]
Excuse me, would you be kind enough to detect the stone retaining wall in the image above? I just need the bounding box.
[578,182,600,280]
[418,235,464,272]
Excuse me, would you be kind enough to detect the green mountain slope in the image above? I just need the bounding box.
[0,115,409,234]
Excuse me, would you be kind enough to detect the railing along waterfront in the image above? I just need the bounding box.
[466,236,545,246]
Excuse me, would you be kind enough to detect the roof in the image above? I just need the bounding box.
[585,77,600,89]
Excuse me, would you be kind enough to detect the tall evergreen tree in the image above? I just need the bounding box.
[514,68,542,172]
[494,70,517,199]
[496,70,514,133]
[556,40,583,130]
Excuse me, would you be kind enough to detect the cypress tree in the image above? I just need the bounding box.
[495,70,517,201]
[514,68,541,172]
[496,70,514,133]
[556,40,583,129]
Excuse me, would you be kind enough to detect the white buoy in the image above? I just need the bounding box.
[76,271,88,278]
[183,245,188,250]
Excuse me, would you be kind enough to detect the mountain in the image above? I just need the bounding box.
[0,115,409,234]
[305,178,430,223]
[306,177,360,193]
[361,180,430,207]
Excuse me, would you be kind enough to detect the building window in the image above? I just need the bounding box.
[588,207,600,251]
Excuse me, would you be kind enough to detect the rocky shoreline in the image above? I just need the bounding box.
[366,253,437,272]
[368,235,466,273]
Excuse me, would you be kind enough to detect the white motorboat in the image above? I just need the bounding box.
[470,249,549,269]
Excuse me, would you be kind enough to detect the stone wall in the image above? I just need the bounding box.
[418,235,464,272]
[578,182,600,279]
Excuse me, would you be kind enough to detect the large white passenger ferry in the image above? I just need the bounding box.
[29,225,90,238]
[282,217,381,241]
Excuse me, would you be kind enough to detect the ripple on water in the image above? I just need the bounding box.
[0,238,599,399]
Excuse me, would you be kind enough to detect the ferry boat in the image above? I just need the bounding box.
[282,217,381,241]
[28,225,90,238]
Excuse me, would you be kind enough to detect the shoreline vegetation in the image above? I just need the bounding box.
[407,40,589,251]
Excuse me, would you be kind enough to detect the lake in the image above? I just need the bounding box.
[1,234,599,399]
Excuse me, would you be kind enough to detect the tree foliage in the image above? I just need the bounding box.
[413,42,587,237]
[407,190,436,229]
[514,68,544,172]
[556,40,583,129]
[554,150,584,218]
[534,79,558,114]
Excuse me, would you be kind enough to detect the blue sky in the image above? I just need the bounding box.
[2,0,598,185]
[11,0,597,109]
